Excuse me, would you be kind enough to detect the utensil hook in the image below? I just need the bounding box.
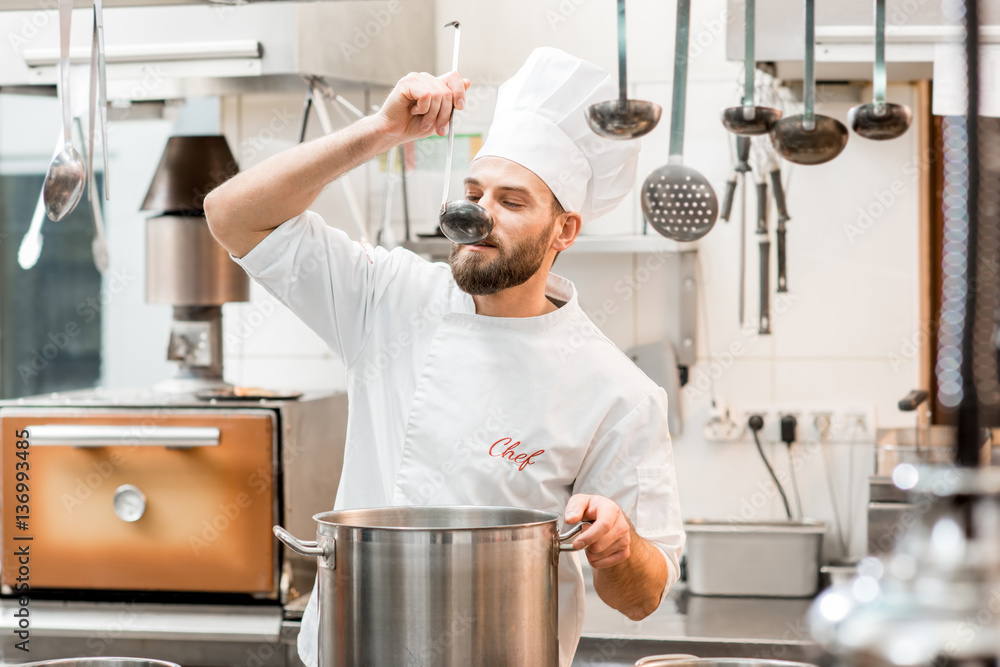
[803,0,816,131]
[668,0,691,161]
[742,0,757,120]
[873,0,887,114]
[439,21,461,213]
[616,0,628,113]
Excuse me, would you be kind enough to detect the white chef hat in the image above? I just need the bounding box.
[473,47,641,223]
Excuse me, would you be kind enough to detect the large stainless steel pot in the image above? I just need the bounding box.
[22,660,181,667]
[635,658,816,667]
[274,505,584,667]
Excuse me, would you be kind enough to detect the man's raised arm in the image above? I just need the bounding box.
[205,72,470,259]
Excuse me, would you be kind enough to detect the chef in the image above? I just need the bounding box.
[205,47,684,667]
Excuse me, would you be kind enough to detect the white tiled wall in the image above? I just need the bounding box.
[204,0,924,564]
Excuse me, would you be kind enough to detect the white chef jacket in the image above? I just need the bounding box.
[233,210,685,667]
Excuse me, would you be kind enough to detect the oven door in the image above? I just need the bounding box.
[1,408,278,596]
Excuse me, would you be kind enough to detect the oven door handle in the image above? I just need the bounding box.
[24,424,220,448]
[273,526,334,566]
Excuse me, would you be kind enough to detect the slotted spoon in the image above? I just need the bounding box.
[641,0,719,242]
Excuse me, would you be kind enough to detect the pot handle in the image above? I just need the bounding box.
[557,522,589,552]
[274,525,327,558]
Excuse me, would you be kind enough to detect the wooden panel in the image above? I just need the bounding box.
[1,409,276,594]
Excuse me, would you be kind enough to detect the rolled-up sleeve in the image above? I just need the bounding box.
[232,210,412,369]
[572,388,685,598]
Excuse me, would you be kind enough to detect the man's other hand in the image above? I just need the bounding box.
[564,494,633,569]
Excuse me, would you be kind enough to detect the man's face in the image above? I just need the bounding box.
[449,157,562,296]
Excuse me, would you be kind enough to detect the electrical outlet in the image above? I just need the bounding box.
[724,404,876,444]
[702,402,745,442]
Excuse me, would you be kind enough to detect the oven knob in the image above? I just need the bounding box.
[113,484,147,522]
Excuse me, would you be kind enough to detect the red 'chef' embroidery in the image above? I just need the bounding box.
[489,438,545,472]
[358,242,374,265]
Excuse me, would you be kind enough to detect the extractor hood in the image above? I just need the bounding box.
[726,0,1000,81]
[0,1,434,99]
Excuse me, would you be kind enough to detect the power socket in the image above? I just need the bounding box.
[702,403,745,442]
[727,404,875,444]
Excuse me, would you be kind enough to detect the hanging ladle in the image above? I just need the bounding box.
[769,0,848,166]
[438,21,493,245]
[848,0,912,140]
[721,0,782,135]
[586,0,661,140]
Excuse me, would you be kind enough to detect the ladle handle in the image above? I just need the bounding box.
[440,21,461,212]
[616,0,628,110]
[758,238,771,334]
[755,180,768,235]
[743,0,755,108]
[720,178,737,221]
[873,0,887,109]
[58,0,73,145]
[803,0,815,129]
[776,221,788,293]
[668,0,691,159]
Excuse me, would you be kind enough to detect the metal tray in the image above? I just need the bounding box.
[684,520,825,598]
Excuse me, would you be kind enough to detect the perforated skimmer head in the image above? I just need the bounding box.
[641,165,719,242]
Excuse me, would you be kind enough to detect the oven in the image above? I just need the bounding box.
[0,387,347,666]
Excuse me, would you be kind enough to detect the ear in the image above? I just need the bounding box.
[551,212,582,252]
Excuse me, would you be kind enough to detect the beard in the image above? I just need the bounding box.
[449,219,555,296]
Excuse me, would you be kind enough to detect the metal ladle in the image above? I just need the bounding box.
[439,21,493,245]
[43,0,86,222]
[721,0,782,135]
[848,0,912,140]
[585,0,661,140]
[769,0,848,166]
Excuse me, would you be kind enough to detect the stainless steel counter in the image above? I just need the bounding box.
[0,585,821,667]
[572,584,821,666]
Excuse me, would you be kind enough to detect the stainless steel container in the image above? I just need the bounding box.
[274,506,582,667]
[684,520,825,597]
[146,215,249,306]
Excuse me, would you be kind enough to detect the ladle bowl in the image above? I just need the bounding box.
[847,102,912,141]
[42,144,86,221]
[586,99,662,140]
[721,105,783,136]
[440,200,493,245]
[769,114,849,166]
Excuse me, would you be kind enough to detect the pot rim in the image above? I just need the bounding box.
[310,504,563,532]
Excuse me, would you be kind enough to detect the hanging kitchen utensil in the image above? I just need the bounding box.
[719,136,751,222]
[377,145,399,248]
[753,144,771,334]
[737,138,749,325]
[770,158,790,292]
[848,0,912,140]
[87,0,109,201]
[43,0,86,222]
[400,145,412,243]
[769,0,848,165]
[438,21,493,245]
[76,117,109,272]
[304,82,371,243]
[641,0,719,242]
[19,134,66,269]
[720,0,782,136]
[586,0,661,140]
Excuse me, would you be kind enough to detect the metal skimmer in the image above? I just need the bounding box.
[641,0,718,242]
